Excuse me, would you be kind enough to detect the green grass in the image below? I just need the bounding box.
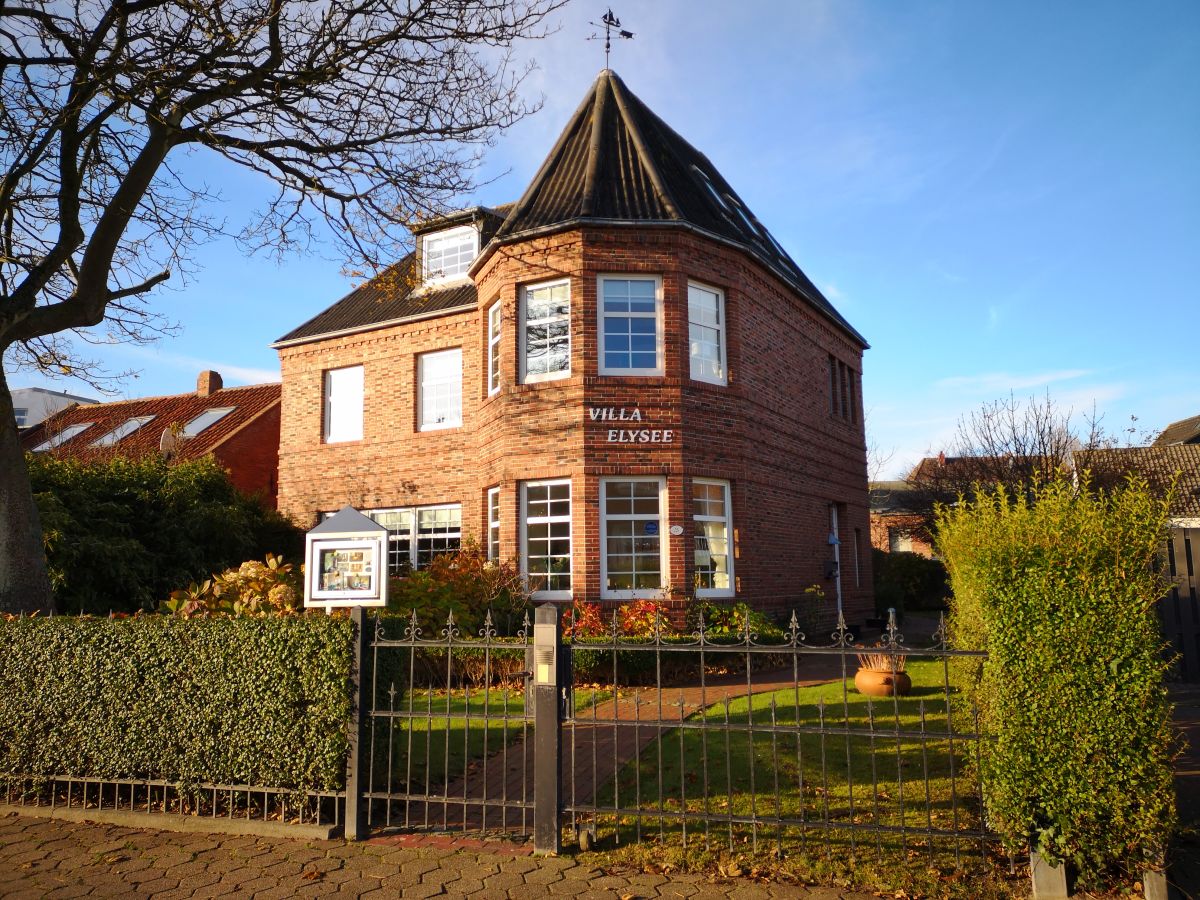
[577,661,1007,896]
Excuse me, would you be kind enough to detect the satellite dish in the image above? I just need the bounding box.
[160,428,181,456]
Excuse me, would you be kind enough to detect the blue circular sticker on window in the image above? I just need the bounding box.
[643,522,659,536]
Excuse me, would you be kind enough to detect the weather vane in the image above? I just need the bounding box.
[588,8,634,69]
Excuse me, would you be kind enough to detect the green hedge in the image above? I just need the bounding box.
[937,478,1176,880]
[871,548,948,615]
[0,616,353,793]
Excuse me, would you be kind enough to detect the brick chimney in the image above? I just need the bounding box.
[196,370,223,397]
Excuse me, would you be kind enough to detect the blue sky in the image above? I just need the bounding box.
[9,0,1199,478]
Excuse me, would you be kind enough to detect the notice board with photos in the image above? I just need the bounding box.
[303,505,389,608]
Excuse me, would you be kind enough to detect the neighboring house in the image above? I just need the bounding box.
[21,370,281,506]
[10,387,97,430]
[273,69,873,623]
[868,481,934,558]
[1153,412,1200,447]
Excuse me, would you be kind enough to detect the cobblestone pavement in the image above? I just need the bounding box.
[0,814,880,899]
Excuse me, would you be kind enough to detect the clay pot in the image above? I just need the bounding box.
[854,667,912,697]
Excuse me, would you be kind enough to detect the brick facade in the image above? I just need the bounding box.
[277,225,872,627]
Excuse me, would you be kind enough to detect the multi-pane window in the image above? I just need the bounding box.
[361,505,462,575]
[601,478,665,597]
[487,303,502,395]
[521,280,570,381]
[14,408,28,428]
[324,366,364,443]
[522,480,571,597]
[32,422,93,451]
[422,226,478,284]
[692,479,733,595]
[688,282,726,385]
[418,348,462,430]
[182,407,235,437]
[598,276,662,375]
[828,355,858,424]
[487,487,500,561]
[91,415,155,447]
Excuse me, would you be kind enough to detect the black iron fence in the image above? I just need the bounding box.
[346,605,996,868]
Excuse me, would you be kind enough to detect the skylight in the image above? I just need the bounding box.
[32,422,93,451]
[91,415,155,447]
[692,166,731,213]
[182,407,235,437]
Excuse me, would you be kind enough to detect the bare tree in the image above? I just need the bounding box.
[0,0,565,613]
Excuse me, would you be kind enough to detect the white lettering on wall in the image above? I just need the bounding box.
[589,407,676,443]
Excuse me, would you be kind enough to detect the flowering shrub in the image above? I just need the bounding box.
[161,554,301,617]
[389,543,528,637]
[687,599,784,642]
[562,599,674,639]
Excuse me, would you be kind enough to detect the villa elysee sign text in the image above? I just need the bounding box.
[588,406,675,444]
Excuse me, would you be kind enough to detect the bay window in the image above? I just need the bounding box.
[692,479,734,596]
[598,276,663,375]
[522,479,572,598]
[688,282,727,385]
[521,279,570,382]
[601,478,666,598]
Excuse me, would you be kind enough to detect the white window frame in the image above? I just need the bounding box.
[361,504,462,574]
[32,422,93,451]
[692,478,735,598]
[418,348,462,431]
[91,415,155,447]
[520,478,573,601]
[487,302,502,396]
[520,279,571,383]
[687,281,728,386]
[487,487,501,562]
[14,408,28,428]
[323,365,364,443]
[421,225,478,285]
[597,274,664,377]
[600,476,669,600]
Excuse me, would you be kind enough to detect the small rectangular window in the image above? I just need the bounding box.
[14,408,28,428]
[91,415,155,447]
[487,487,500,561]
[487,303,502,395]
[601,478,666,598]
[522,479,572,598]
[693,479,734,596]
[521,280,571,382]
[829,355,839,416]
[688,282,727,385]
[598,276,663,376]
[324,366,364,443]
[32,421,93,451]
[422,225,478,284]
[182,407,235,437]
[418,348,462,431]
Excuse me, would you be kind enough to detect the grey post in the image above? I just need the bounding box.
[533,603,562,854]
[344,606,370,840]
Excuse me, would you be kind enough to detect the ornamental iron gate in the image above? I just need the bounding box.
[346,605,995,868]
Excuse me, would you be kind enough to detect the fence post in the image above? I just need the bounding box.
[533,603,562,854]
[344,606,369,840]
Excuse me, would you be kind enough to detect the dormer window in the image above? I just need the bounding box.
[421,225,478,285]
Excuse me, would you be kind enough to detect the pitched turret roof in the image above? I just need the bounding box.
[481,69,866,347]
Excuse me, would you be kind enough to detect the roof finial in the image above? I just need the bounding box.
[588,8,634,70]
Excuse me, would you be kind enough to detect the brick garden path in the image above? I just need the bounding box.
[0,814,883,899]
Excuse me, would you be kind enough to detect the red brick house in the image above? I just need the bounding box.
[21,371,281,506]
[273,70,872,625]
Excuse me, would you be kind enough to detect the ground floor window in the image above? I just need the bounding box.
[692,478,733,596]
[887,526,913,553]
[522,479,572,598]
[356,505,462,575]
[487,487,500,561]
[601,478,666,598]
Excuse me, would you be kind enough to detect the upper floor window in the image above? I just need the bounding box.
[421,225,478,285]
[91,415,155,447]
[418,348,462,430]
[324,365,364,443]
[32,422,92,451]
[487,303,502,395]
[182,407,235,437]
[14,408,28,428]
[598,275,663,376]
[828,355,858,424]
[688,282,727,385]
[521,279,570,382]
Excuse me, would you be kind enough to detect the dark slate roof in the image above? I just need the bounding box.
[868,481,917,514]
[1153,413,1200,446]
[273,255,476,346]
[1088,446,1200,519]
[21,382,280,461]
[482,69,866,348]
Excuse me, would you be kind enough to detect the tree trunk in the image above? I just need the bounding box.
[0,368,54,614]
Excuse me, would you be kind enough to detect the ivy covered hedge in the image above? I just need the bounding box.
[0,615,353,793]
[937,478,1177,880]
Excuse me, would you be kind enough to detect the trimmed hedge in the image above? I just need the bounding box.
[0,615,353,793]
[937,478,1177,879]
[871,548,948,615]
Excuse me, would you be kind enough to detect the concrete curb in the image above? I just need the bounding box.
[0,803,338,841]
